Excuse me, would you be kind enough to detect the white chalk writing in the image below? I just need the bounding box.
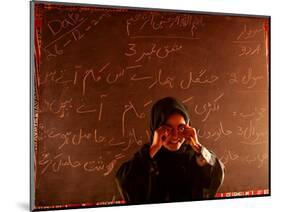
[42,94,107,118]
[44,12,110,60]
[237,120,268,145]
[44,98,73,118]
[197,121,232,141]
[122,102,145,136]
[39,152,125,175]
[238,44,261,56]
[228,68,263,89]
[122,128,144,151]
[125,43,182,62]
[232,107,267,121]
[180,69,219,90]
[220,150,267,168]
[235,24,263,42]
[41,127,124,150]
[126,13,204,38]
[82,63,110,96]
[148,69,175,89]
[194,93,224,122]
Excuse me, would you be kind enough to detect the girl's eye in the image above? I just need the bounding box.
[163,126,172,133]
[178,126,185,132]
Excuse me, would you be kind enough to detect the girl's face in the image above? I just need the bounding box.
[162,113,187,151]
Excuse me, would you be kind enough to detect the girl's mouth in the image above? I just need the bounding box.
[170,139,181,144]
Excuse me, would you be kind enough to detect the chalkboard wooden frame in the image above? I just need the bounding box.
[30,0,270,211]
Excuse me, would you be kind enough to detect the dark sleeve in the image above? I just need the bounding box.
[191,146,225,199]
[115,144,158,204]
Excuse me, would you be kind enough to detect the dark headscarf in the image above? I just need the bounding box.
[149,97,190,143]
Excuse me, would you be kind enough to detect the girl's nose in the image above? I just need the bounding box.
[171,128,179,138]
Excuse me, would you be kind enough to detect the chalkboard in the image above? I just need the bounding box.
[31,1,270,209]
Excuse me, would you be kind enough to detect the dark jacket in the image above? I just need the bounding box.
[115,97,225,204]
[116,143,224,204]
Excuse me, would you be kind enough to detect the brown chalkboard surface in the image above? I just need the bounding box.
[31,1,270,210]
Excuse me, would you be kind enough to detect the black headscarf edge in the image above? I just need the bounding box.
[149,97,190,143]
